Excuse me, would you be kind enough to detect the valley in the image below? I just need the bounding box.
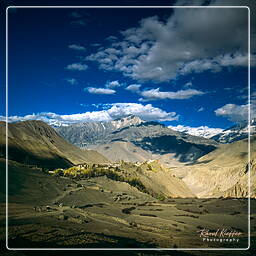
[0,159,253,249]
[0,118,255,250]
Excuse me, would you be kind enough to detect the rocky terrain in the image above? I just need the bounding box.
[55,115,143,147]
[1,119,254,250]
[56,115,218,163]
[0,159,253,249]
[91,141,155,163]
[0,120,109,169]
[50,160,194,199]
[210,119,256,143]
[173,136,256,198]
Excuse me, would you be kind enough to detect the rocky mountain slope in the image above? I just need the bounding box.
[56,115,218,162]
[90,141,155,163]
[210,119,256,143]
[173,135,256,198]
[55,115,143,147]
[0,120,109,169]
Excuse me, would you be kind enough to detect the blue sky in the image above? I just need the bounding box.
[2,2,256,129]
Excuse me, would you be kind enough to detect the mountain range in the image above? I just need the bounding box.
[210,118,256,143]
[168,125,223,139]
[170,119,255,143]
[56,115,218,163]
[55,115,254,146]
[1,117,254,199]
[53,115,255,198]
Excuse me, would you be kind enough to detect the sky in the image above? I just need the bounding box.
[1,0,256,130]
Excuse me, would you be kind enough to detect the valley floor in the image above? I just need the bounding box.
[0,160,254,251]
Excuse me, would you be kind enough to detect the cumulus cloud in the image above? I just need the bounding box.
[215,88,256,123]
[105,80,121,88]
[2,103,179,125]
[168,124,223,139]
[175,0,256,53]
[179,53,249,75]
[215,104,249,122]
[85,87,116,95]
[84,80,125,95]
[126,84,141,92]
[65,78,78,85]
[66,63,88,71]
[106,103,178,121]
[86,7,252,82]
[68,44,86,51]
[139,88,205,101]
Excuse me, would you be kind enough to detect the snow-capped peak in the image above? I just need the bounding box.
[168,125,223,139]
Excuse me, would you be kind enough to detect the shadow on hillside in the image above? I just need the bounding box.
[133,135,216,162]
[0,145,72,170]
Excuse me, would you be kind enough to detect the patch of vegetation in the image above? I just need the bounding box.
[139,161,164,173]
[156,194,166,201]
[51,168,64,176]
[51,165,149,195]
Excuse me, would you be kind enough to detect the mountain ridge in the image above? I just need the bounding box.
[55,116,218,163]
[210,119,256,143]
[0,120,109,169]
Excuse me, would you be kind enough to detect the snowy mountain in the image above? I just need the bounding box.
[210,119,256,143]
[168,125,223,139]
[55,115,144,147]
[55,115,218,162]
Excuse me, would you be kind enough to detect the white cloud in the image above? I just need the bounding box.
[139,88,205,101]
[2,103,179,125]
[168,124,223,139]
[68,44,86,51]
[126,84,141,92]
[106,103,178,121]
[84,80,125,95]
[66,63,88,71]
[179,53,249,75]
[215,104,249,122]
[85,87,116,95]
[197,107,204,112]
[215,90,256,123]
[86,8,252,82]
[65,78,78,85]
[105,80,121,88]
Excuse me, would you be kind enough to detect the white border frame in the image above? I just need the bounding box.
[5,5,251,251]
